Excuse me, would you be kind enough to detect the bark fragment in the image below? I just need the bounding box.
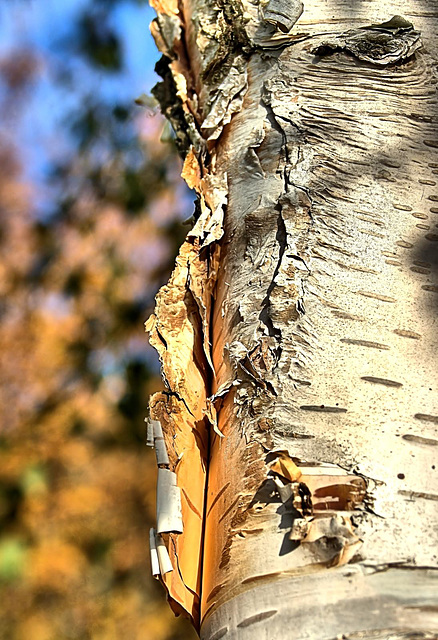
[156,468,183,534]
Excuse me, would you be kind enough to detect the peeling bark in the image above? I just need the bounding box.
[146,0,438,637]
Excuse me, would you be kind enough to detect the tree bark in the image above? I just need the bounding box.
[147,1,438,638]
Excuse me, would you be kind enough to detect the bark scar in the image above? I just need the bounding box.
[311,16,422,66]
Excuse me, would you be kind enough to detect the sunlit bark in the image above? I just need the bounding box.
[147,1,438,638]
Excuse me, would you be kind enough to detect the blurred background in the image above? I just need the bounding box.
[0,0,197,638]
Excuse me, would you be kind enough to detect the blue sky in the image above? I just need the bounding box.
[0,0,161,209]
[0,0,159,94]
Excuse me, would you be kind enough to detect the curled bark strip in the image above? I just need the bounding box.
[261,0,304,33]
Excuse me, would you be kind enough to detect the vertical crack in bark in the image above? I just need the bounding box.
[259,204,287,340]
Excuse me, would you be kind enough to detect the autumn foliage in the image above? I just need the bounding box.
[0,8,196,639]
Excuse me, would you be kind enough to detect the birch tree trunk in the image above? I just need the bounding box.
[146,1,438,638]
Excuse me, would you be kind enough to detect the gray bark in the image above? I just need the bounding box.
[147,0,438,638]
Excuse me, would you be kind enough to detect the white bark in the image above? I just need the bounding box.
[147,0,438,637]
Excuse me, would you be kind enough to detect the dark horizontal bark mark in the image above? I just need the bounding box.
[399,489,438,501]
[396,241,413,248]
[394,329,421,339]
[290,377,311,386]
[361,376,403,387]
[402,434,438,446]
[414,413,438,424]
[411,266,431,274]
[413,261,431,268]
[300,405,347,413]
[356,290,396,303]
[386,260,402,266]
[356,213,385,225]
[208,627,228,640]
[338,629,438,640]
[341,338,390,350]
[289,432,315,439]
[331,310,364,321]
[236,610,277,628]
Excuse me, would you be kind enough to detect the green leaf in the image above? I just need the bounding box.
[0,538,27,582]
[20,464,48,496]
